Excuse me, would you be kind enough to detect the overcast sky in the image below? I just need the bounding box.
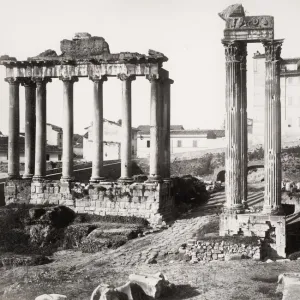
[0,0,300,135]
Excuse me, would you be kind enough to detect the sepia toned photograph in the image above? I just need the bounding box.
[0,0,300,299]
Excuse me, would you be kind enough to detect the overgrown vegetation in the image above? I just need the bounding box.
[0,204,149,261]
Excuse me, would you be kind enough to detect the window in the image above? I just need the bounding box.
[288,77,294,85]
[193,140,197,147]
[147,140,150,148]
[177,140,182,147]
[58,154,62,161]
[46,154,50,161]
[288,97,293,106]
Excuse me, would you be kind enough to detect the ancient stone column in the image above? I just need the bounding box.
[263,39,283,214]
[22,79,36,179]
[162,78,174,179]
[118,74,136,183]
[60,76,78,182]
[240,44,248,205]
[147,74,162,181]
[33,78,51,180]
[5,78,21,179]
[223,40,246,212]
[90,76,107,183]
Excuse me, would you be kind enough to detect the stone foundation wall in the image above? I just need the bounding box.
[183,239,261,262]
[28,180,174,223]
[5,179,32,204]
[220,213,286,258]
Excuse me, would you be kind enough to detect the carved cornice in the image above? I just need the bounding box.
[59,76,79,83]
[263,39,283,62]
[21,78,36,88]
[146,74,159,83]
[222,41,247,63]
[117,73,136,82]
[4,77,21,85]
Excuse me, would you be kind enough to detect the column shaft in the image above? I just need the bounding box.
[61,77,77,181]
[148,75,161,180]
[90,77,106,182]
[223,41,246,212]
[118,74,135,182]
[23,80,36,179]
[263,40,283,214]
[33,78,50,180]
[163,79,173,179]
[240,45,248,204]
[158,81,165,178]
[6,78,20,179]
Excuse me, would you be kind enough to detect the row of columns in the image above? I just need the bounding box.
[223,39,283,215]
[6,74,173,183]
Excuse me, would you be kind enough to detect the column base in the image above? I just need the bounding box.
[146,175,162,183]
[223,204,244,214]
[60,176,75,183]
[118,177,134,184]
[90,177,106,184]
[8,174,21,180]
[32,175,45,182]
[262,205,284,215]
[22,174,34,180]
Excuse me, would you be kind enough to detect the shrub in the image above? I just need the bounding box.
[62,224,97,249]
[288,251,300,260]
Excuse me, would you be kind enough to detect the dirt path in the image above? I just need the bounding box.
[0,187,285,300]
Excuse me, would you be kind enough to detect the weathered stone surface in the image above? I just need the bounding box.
[35,294,67,300]
[277,273,300,299]
[116,282,149,300]
[99,287,127,300]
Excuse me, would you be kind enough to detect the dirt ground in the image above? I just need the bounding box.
[0,186,293,300]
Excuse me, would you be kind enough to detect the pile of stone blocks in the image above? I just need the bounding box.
[180,239,261,263]
[5,179,32,204]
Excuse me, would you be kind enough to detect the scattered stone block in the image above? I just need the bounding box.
[35,295,67,300]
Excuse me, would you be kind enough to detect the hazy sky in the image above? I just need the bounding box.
[1,0,300,135]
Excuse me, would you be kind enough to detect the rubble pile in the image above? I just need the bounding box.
[179,239,261,263]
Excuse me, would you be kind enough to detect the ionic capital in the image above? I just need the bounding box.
[4,77,21,85]
[32,77,52,86]
[21,78,36,88]
[222,40,247,63]
[263,39,283,62]
[117,73,136,82]
[59,76,79,83]
[89,75,107,83]
[146,74,159,83]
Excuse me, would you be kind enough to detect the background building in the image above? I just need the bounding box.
[136,125,226,158]
[83,119,138,161]
[252,52,300,144]
[46,123,63,147]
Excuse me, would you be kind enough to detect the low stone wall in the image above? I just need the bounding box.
[220,213,286,258]
[29,180,174,223]
[5,179,32,204]
[182,239,261,263]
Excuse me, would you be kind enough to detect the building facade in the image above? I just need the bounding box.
[83,119,138,161]
[253,52,300,143]
[136,125,225,158]
[46,123,63,147]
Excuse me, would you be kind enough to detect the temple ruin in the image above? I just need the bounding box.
[219,4,286,257]
[0,33,174,223]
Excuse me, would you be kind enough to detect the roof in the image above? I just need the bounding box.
[137,125,184,134]
[0,136,62,154]
[46,123,63,133]
[73,134,83,148]
[137,129,225,138]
